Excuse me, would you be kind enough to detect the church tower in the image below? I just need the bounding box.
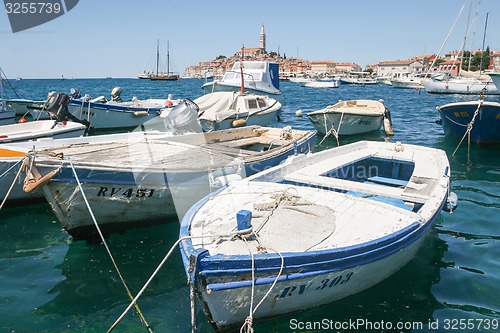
[260,24,266,53]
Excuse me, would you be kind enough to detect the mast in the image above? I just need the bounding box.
[479,12,489,76]
[167,40,170,75]
[459,0,473,77]
[156,39,160,76]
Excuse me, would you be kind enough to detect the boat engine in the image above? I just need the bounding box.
[44,91,72,122]
[164,99,202,133]
[111,86,123,102]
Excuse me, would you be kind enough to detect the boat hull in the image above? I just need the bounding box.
[199,108,279,132]
[31,128,315,239]
[67,100,163,130]
[423,79,498,95]
[437,100,500,143]
[308,112,384,135]
[190,227,432,332]
[201,82,282,98]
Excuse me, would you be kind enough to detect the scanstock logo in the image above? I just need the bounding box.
[4,0,79,33]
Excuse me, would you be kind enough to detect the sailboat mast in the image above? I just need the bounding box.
[459,0,473,77]
[156,39,160,75]
[167,41,170,75]
[479,12,489,75]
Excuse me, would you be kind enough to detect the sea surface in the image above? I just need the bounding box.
[1,78,499,332]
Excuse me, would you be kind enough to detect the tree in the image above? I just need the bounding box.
[215,55,226,60]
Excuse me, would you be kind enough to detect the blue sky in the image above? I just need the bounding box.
[1,0,499,78]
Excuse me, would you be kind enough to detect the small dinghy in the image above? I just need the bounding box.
[179,140,456,332]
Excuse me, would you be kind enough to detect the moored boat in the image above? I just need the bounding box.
[436,99,500,143]
[201,61,282,97]
[22,126,315,239]
[179,140,456,332]
[194,91,282,131]
[307,99,392,136]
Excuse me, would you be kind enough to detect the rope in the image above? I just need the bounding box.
[318,112,340,146]
[66,158,153,333]
[451,98,483,157]
[0,157,25,210]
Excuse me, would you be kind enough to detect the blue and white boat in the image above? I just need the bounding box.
[23,126,315,239]
[30,87,180,131]
[436,99,500,144]
[180,140,455,332]
[201,61,282,97]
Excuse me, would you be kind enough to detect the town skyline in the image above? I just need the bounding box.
[2,0,499,79]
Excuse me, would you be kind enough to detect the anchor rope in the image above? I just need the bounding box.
[66,157,153,333]
[318,111,340,146]
[451,98,483,157]
[0,157,26,210]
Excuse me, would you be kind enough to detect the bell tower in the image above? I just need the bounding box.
[260,24,266,53]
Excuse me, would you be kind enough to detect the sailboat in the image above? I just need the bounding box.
[423,2,497,95]
[149,40,180,81]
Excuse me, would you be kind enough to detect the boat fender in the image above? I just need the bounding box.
[296,109,303,117]
[18,117,27,123]
[23,167,58,194]
[444,191,458,212]
[382,104,394,136]
[133,111,149,117]
[232,119,246,128]
[211,174,242,188]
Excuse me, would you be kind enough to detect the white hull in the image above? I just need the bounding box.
[200,233,427,330]
[24,127,315,239]
[0,120,86,144]
[391,80,425,89]
[423,78,498,95]
[199,109,278,131]
[488,73,500,90]
[303,81,339,88]
[307,100,386,135]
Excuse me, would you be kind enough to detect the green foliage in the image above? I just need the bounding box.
[215,55,226,60]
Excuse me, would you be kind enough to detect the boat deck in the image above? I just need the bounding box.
[189,182,421,256]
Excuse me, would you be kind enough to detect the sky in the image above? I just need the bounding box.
[1,0,499,79]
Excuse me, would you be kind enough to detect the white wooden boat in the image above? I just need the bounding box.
[303,80,339,88]
[22,126,315,239]
[179,140,455,332]
[390,73,426,89]
[0,120,86,144]
[195,91,282,131]
[201,61,282,97]
[0,131,169,204]
[307,99,391,136]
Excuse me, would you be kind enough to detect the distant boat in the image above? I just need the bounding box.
[390,73,426,89]
[194,91,282,131]
[307,99,392,136]
[149,40,180,81]
[201,61,282,97]
[303,80,339,88]
[436,99,500,144]
[22,126,315,239]
[0,71,16,125]
[179,140,455,332]
[339,72,377,85]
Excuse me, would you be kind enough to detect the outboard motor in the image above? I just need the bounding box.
[164,99,202,133]
[111,86,123,102]
[69,88,81,99]
[44,91,71,122]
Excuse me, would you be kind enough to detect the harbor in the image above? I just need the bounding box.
[0,78,499,332]
[1,0,500,332]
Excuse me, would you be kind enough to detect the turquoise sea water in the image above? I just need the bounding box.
[0,79,499,332]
